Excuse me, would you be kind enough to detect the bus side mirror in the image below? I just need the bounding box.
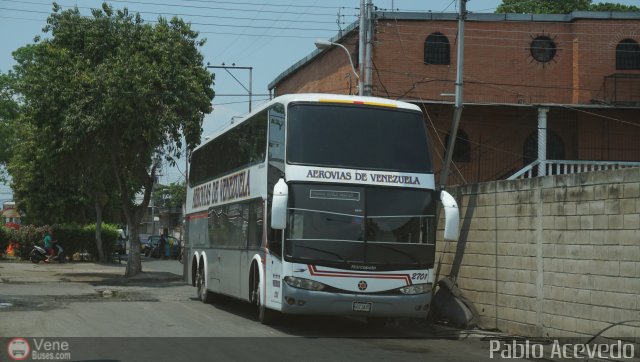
[271,178,288,230]
[440,190,460,241]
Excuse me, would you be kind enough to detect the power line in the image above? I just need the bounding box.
[383,21,640,38]
[378,32,640,49]
[0,14,325,37]
[380,12,640,171]
[0,6,338,31]
[3,0,345,25]
[174,0,351,10]
[92,0,340,17]
[213,98,269,106]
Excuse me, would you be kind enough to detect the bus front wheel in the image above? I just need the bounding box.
[258,297,278,325]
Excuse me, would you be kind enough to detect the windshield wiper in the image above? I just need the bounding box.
[293,244,349,264]
[366,243,422,264]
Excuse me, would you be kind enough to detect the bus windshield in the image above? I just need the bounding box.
[285,184,436,268]
[287,103,432,173]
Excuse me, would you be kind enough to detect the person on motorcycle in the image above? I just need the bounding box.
[44,228,54,262]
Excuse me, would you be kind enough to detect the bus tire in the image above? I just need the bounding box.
[258,300,278,325]
[257,281,278,325]
[249,262,259,305]
[197,266,214,304]
[191,257,198,287]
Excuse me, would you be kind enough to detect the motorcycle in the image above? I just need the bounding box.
[30,243,65,263]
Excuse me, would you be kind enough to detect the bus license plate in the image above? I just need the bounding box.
[352,302,372,313]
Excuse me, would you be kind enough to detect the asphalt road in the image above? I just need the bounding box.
[0,258,530,362]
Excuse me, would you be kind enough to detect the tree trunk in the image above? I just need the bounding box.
[110,150,155,277]
[94,197,105,262]
[126,221,142,276]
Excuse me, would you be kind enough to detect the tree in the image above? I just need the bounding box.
[0,72,18,182]
[589,2,639,11]
[10,41,121,258]
[496,0,638,13]
[154,182,187,210]
[10,3,214,275]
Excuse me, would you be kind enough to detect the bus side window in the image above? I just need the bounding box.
[269,228,282,257]
[247,200,263,249]
[266,199,282,257]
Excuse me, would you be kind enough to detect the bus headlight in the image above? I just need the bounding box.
[397,283,432,295]
[283,276,326,291]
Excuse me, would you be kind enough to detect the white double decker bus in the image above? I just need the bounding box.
[187,93,459,324]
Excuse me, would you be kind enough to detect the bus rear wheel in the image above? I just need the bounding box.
[197,266,214,303]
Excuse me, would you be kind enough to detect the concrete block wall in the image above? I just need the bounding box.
[436,167,640,338]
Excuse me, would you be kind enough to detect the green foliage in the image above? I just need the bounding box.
[0,226,13,254]
[154,182,186,210]
[9,2,213,268]
[7,224,46,259]
[496,0,639,13]
[55,223,119,260]
[589,2,639,11]
[0,72,19,181]
[6,223,119,260]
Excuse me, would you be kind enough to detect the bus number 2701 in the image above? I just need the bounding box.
[411,273,428,280]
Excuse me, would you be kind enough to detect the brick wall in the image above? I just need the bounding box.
[437,167,640,338]
[271,16,640,185]
[274,17,640,105]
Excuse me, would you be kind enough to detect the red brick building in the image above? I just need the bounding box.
[268,11,640,185]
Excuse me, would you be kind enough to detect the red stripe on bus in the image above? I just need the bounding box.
[308,264,412,285]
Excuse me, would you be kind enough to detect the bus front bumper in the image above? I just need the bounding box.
[279,283,431,318]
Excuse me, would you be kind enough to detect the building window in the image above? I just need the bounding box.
[444,129,471,162]
[616,39,640,70]
[424,33,450,65]
[530,36,557,63]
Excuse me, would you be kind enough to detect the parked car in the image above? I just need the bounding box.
[147,236,181,259]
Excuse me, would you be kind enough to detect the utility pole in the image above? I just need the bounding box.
[207,64,253,112]
[364,0,374,96]
[358,0,366,96]
[439,0,467,188]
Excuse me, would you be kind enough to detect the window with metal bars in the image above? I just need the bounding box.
[424,33,450,65]
[616,39,640,70]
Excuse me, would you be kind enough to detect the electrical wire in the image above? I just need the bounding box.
[387,16,466,183]
[0,5,338,31]
[383,21,640,38]
[87,0,341,17]
[174,0,349,10]
[380,10,640,182]
[1,0,345,24]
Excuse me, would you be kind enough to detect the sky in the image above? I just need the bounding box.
[0,0,637,191]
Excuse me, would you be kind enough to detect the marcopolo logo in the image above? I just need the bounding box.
[7,338,30,361]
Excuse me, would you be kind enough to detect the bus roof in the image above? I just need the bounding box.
[197,94,422,152]
[269,93,421,111]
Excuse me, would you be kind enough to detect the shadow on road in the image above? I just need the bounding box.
[192,292,453,339]
[52,271,184,288]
